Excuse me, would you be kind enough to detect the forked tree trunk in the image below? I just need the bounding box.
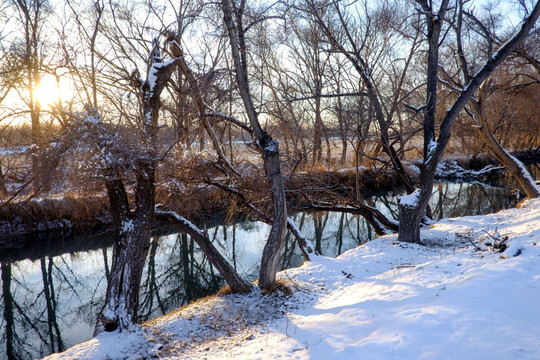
[96,161,155,333]
[398,0,540,244]
[95,42,178,333]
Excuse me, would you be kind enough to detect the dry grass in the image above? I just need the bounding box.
[0,195,109,223]
[260,279,294,296]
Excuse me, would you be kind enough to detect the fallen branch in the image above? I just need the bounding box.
[155,209,252,293]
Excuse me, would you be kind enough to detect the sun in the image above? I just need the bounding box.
[34,74,60,107]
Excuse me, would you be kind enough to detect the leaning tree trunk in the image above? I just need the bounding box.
[221,0,288,291]
[474,85,540,198]
[477,128,540,198]
[156,210,252,293]
[452,4,540,199]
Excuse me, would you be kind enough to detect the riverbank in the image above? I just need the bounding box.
[3,149,539,244]
[43,197,540,359]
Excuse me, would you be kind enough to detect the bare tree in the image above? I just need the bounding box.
[282,7,333,165]
[397,0,540,244]
[6,0,52,196]
[450,1,540,198]
[303,0,422,195]
[94,40,179,333]
[221,0,288,291]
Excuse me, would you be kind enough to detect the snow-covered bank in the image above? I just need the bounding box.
[44,199,540,360]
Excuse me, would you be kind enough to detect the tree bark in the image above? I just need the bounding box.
[0,165,8,198]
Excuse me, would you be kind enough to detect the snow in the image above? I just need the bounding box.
[262,138,278,153]
[147,58,178,94]
[426,139,438,160]
[147,65,159,93]
[399,189,420,208]
[44,199,540,360]
[121,219,134,233]
[435,158,504,181]
[0,145,28,155]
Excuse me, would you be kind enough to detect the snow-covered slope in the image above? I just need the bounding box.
[44,199,540,360]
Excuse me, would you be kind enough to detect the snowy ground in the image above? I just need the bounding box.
[44,199,540,360]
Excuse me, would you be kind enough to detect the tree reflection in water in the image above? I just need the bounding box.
[0,179,527,359]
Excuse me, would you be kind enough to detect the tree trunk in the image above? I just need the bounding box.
[96,161,155,333]
[31,106,41,196]
[95,40,179,333]
[221,0,288,291]
[258,139,288,290]
[484,137,540,198]
[0,165,8,198]
[325,127,332,165]
[313,88,323,165]
[398,157,438,244]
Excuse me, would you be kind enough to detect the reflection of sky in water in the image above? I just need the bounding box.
[154,223,271,282]
[1,180,523,359]
[6,249,110,358]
